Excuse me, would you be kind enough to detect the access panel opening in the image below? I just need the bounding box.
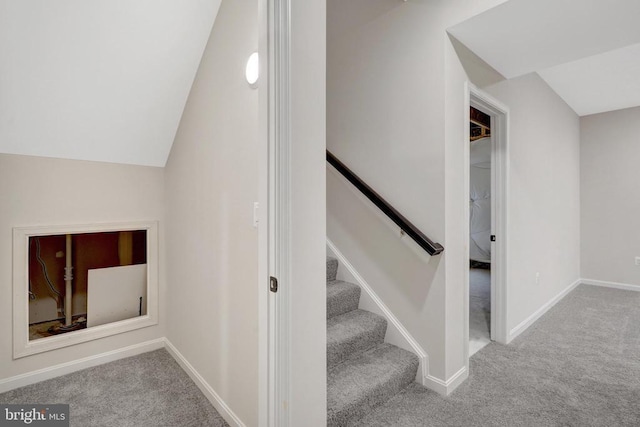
[28,230,148,340]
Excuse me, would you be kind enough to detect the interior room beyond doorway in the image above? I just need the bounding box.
[469,106,492,356]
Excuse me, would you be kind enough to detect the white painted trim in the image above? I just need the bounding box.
[257,0,270,425]
[423,366,468,396]
[0,338,164,394]
[1,337,246,427]
[581,278,640,292]
[508,279,581,342]
[462,85,472,380]
[503,277,631,344]
[326,239,430,388]
[163,338,245,427]
[468,83,510,346]
[266,0,291,425]
[13,221,160,359]
[464,84,510,383]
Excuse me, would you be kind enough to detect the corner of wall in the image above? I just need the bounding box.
[423,365,468,396]
[163,338,246,427]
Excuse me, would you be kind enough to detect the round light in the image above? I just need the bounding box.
[245,52,259,87]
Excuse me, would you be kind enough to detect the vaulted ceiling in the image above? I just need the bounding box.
[449,0,640,116]
[4,0,637,168]
[0,0,221,167]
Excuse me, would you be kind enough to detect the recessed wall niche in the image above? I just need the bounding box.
[13,221,159,358]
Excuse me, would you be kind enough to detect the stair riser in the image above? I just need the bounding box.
[328,320,386,369]
[327,286,360,319]
[325,256,420,427]
[327,348,418,427]
[327,257,339,282]
[340,365,416,427]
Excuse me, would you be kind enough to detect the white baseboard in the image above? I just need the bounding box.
[424,366,468,396]
[508,279,581,342]
[0,338,165,394]
[326,239,430,390]
[163,338,245,427]
[0,336,244,427]
[581,278,640,292]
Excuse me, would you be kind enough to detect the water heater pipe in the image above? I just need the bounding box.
[64,234,73,326]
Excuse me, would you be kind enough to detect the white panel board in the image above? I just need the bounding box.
[87,264,147,328]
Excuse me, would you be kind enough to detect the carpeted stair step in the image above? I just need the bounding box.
[327,256,339,282]
[327,280,361,319]
[327,343,419,427]
[328,309,387,368]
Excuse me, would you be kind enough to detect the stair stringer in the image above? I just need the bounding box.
[327,238,430,388]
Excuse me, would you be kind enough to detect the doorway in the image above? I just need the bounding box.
[465,85,509,363]
[469,106,492,355]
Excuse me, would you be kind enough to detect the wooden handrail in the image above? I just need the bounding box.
[327,150,444,256]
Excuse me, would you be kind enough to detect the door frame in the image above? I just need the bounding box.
[259,0,291,425]
[465,83,510,358]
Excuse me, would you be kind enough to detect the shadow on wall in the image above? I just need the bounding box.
[327,0,404,43]
[327,166,439,311]
[448,34,505,89]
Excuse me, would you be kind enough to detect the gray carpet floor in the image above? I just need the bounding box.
[469,268,491,356]
[0,349,229,427]
[354,284,640,426]
[4,284,639,426]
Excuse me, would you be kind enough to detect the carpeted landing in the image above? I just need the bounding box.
[0,349,228,427]
[352,284,640,426]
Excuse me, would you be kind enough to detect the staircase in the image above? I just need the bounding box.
[326,256,419,426]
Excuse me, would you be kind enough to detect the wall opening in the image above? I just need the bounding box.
[465,84,510,369]
[28,230,148,340]
[469,106,492,356]
[13,221,159,358]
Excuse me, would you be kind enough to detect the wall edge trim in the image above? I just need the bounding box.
[424,366,468,396]
[0,337,165,394]
[163,338,245,427]
[326,238,430,388]
[508,278,581,342]
[580,278,640,292]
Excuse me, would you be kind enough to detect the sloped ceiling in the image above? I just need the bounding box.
[538,43,640,116]
[448,0,640,116]
[0,0,221,167]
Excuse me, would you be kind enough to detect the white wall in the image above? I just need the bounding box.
[0,154,165,380]
[483,73,581,334]
[443,36,489,379]
[289,0,327,424]
[581,107,640,286]
[0,0,221,167]
[328,0,583,387]
[163,0,259,424]
[327,0,507,382]
[327,166,442,366]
